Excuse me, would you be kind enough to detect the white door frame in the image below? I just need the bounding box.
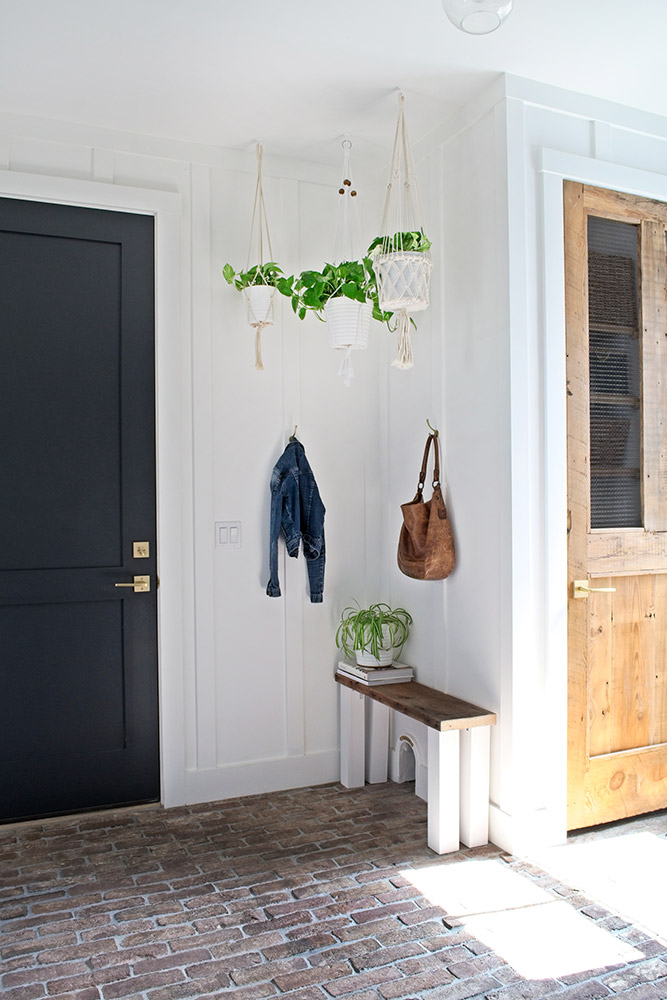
[0,169,188,807]
[539,149,667,842]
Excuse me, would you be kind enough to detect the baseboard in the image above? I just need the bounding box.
[489,802,514,853]
[489,802,568,855]
[182,749,340,806]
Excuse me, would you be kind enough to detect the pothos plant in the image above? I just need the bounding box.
[222,261,293,296]
[367,229,432,257]
[336,602,413,661]
[284,258,394,328]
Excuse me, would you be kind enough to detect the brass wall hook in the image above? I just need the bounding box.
[426,419,439,437]
[289,425,298,441]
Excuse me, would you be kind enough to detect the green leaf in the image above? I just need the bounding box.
[299,270,322,288]
[302,287,323,308]
[223,260,294,291]
[367,231,431,256]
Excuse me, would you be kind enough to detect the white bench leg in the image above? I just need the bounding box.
[339,684,365,787]
[459,726,491,848]
[366,700,389,783]
[427,728,460,854]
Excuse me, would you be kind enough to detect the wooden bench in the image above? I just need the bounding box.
[335,673,497,855]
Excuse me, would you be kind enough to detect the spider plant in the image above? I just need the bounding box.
[336,602,412,662]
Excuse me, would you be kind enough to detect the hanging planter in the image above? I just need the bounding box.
[289,258,389,388]
[370,235,433,314]
[370,93,433,370]
[245,281,275,327]
[287,140,394,387]
[222,144,290,371]
[324,297,371,350]
[223,261,290,371]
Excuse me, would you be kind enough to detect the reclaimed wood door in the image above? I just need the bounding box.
[566,181,667,829]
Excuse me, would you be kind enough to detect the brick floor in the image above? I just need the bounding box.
[0,783,666,999]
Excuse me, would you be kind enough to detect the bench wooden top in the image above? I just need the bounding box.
[335,673,497,732]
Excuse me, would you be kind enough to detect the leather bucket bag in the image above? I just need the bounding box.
[397,432,456,580]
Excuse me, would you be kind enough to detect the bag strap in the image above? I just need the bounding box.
[432,434,441,487]
[417,433,440,494]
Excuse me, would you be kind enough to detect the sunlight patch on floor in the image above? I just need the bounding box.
[531,831,667,944]
[402,860,642,979]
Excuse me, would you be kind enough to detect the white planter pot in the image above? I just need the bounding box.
[373,251,433,313]
[355,646,397,667]
[244,284,275,327]
[354,624,397,666]
[324,298,371,350]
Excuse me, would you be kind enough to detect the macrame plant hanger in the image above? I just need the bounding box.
[245,142,275,371]
[329,138,369,388]
[374,92,433,369]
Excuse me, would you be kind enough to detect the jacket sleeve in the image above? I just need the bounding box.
[304,536,325,604]
[266,473,283,598]
[301,480,326,604]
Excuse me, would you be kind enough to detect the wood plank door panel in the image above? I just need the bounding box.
[0,197,159,822]
[566,182,667,829]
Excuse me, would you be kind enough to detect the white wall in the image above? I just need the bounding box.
[0,112,452,808]
[429,77,667,854]
[419,86,515,843]
[382,146,448,694]
[198,155,389,800]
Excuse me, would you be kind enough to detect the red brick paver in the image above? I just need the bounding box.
[1,783,666,999]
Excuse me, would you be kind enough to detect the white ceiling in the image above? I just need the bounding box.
[2,0,667,167]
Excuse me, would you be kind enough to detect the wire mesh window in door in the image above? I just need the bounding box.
[587,215,641,528]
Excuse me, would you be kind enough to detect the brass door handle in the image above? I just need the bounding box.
[573,579,616,599]
[115,575,150,593]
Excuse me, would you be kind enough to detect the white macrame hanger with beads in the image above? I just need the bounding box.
[330,138,367,388]
[332,138,363,267]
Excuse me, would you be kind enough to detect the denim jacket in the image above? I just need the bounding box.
[266,439,325,603]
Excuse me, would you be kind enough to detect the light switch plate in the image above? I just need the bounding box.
[215,521,242,549]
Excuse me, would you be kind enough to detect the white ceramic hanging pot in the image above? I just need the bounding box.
[244,284,275,328]
[324,297,371,350]
[373,251,433,313]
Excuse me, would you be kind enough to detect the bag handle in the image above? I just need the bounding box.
[417,433,440,494]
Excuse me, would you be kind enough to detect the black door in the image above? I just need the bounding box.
[0,197,159,822]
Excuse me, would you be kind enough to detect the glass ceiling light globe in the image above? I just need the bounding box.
[442,0,514,34]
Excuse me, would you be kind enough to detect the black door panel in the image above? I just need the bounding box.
[0,198,158,822]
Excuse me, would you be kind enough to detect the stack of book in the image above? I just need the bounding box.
[336,660,413,685]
